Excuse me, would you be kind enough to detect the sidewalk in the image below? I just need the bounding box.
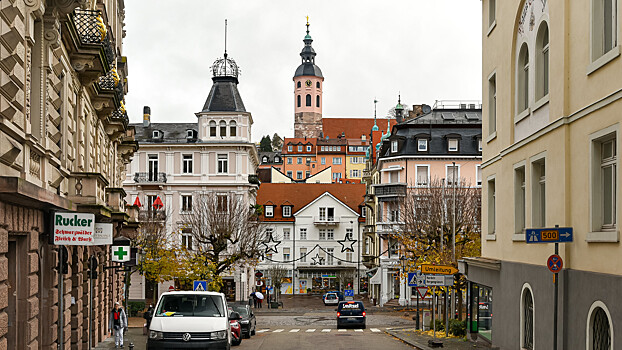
[95,328,146,349]
[386,328,492,350]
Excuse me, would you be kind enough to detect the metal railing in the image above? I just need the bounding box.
[138,210,166,221]
[374,184,406,197]
[111,108,129,127]
[133,172,167,183]
[71,9,105,45]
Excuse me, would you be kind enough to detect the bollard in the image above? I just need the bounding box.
[128,343,134,350]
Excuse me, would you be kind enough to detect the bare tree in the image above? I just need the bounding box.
[336,270,357,292]
[266,265,288,303]
[179,193,266,290]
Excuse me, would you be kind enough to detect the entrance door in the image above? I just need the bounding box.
[7,241,17,349]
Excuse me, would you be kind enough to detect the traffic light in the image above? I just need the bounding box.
[89,256,98,280]
[58,246,68,274]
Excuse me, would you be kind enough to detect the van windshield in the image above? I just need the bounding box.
[155,294,224,317]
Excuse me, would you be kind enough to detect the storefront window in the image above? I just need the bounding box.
[469,283,493,341]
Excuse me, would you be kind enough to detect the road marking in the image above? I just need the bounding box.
[257,329,270,333]
[306,329,316,333]
[321,329,331,333]
[370,328,381,332]
[354,329,364,332]
[273,329,284,333]
[338,329,347,332]
[290,329,300,333]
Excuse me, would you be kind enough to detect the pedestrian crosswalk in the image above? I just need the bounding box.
[254,327,389,334]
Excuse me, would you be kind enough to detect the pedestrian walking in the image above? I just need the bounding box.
[250,292,257,308]
[143,304,154,335]
[108,302,127,349]
[256,291,264,308]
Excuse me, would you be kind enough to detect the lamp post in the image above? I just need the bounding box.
[399,255,408,306]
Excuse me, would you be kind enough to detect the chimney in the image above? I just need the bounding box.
[143,106,151,127]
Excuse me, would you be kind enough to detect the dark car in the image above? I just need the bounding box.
[230,304,256,338]
[336,301,366,329]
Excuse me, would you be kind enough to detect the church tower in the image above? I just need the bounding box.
[293,19,324,138]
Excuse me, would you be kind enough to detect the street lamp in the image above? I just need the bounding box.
[399,255,408,306]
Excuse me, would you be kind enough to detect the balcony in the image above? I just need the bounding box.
[106,107,130,139]
[373,183,406,200]
[67,172,110,215]
[134,172,167,184]
[138,209,166,222]
[313,216,339,226]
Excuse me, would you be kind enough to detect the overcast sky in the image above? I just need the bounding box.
[123,1,482,142]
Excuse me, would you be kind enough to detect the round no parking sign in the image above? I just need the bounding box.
[547,254,563,273]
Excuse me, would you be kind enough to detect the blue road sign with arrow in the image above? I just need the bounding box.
[408,271,425,287]
[525,227,573,244]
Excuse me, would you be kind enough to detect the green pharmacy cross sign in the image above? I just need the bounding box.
[112,245,130,262]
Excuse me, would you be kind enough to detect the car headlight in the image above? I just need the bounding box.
[149,331,163,340]
[211,330,227,340]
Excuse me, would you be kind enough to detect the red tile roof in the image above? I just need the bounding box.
[322,117,396,140]
[257,183,366,222]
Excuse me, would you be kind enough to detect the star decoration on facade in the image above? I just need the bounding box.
[311,253,324,266]
[261,232,281,254]
[337,234,357,252]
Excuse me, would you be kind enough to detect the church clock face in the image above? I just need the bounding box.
[305,79,312,87]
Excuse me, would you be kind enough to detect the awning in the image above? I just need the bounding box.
[370,268,382,285]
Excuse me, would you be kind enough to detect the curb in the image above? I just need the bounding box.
[385,329,434,350]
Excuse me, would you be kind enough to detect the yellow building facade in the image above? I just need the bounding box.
[463,1,621,349]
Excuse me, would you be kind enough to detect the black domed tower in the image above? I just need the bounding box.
[293,18,324,138]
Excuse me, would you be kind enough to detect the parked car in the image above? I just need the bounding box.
[147,291,233,349]
[324,292,339,306]
[323,290,344,301]
[336,301,366,329]
[231,304,256,338]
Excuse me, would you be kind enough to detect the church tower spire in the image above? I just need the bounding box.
[293,17,324,139]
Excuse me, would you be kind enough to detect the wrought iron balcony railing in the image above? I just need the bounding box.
[71,9,106,45]
[373,183,406,197]
[138,209,166,221]
[111,108,129,128]
[134,172,167,183]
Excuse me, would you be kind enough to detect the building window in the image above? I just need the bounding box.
[300,228,307,240]
[321,157,326,165]
[592,0,618,62]
[306,170,310,178]
[219,120,227,137]
[488,178,496,235]
[536,23,550,99]
[300,248,307,262]
[288,145,293,152]
[587,302,613,350]
[350,169,361,178]
[413,165,428,187]
[275,156,280,163]
[476,165,482,187]
[518,44,530,113]
[182,154,193,174]
[182,195,192,212]
[306,94,311,106]
[283,228,291,240]
[217,194,229,213]
[346,251,352,262]
[287,171,293,178]
[181,229,193,250]
[532,159,546,227]
[316,95,320,107]
[210,121,217,137]
[418,139,428,151]
[448,139,459,152]
[298,145,303,152]
[283,206,292,217]
[297,171,303,179]
[265,205,274,217]
[316,81,320,89]
[187,130,194,139]
[522,287,534,350]
[297,81,301,88]
[332,157,342,165]
[332,173,342,180]
[217,154,228,174]
[148,154,159,181]
[287,157,292,164]
[319,229,326,240]
[306,145,312,152]
[515,166,526,234]
[262,156,268,163]
[297,95,301,107]
[361,207,366,218]
[489,0,496,28]
[391,140,398,153]
[489,73,496,135]
[297,157,302,164]
[152,130,160,138]
[229,120,237,137]
[283,248,290,261]
[592,133,617,232]
[326,248,334,265]
[446,165,459,186]
[365,237,371,255]
[327,229,334,240]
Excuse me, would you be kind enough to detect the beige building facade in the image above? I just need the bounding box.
[1,0,138,349]
[463,1,621,349]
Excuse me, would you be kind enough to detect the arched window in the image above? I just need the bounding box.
[209,121,217,137]
[219,120,227,137]
[587,301,613,350]
[297,81,301,88]
[229,120,237,137]
[274,156,280,163]
[297,95,301,107]
[521,287,534,350]
[316,82,320,89]
[262,156,268,163]
[536,22,549,99]
[306,94,312,106]
[316,95,320,107]
[517,43,530,113]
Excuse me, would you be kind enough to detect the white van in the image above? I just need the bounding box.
[147,291,239,349]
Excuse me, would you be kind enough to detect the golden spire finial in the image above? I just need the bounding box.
[306,16,309,25]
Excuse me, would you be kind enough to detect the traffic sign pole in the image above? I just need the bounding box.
[554,240,559,350]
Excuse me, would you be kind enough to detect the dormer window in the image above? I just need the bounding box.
[283,206,292,217]
[262,156,268,163]
[274,156,281,163]
[418,139,428,151]
[306,145,312,152]
[448,139,459,152]
[288,145,292,152]
[391,140,398,153]
[298,145,303,152]
[152,130,160,138]
[265,205,274,217]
